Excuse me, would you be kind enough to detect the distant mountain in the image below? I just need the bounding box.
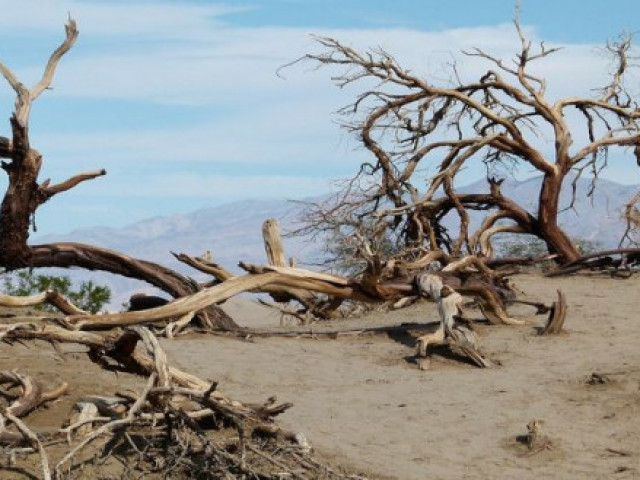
[32,198,322,306]
[31,177,638,307]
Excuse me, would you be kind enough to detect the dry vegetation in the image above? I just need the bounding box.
[1,10,639,480]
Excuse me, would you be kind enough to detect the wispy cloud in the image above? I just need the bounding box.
[0,0,635,235]
[85,172,333,198]
[0,1,248,37]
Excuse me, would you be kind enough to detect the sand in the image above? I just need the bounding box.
[2,272,640,479]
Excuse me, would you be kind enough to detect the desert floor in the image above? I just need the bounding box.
[2,272,640,479]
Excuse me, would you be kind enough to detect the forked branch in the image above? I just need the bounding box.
[0,17,78,128]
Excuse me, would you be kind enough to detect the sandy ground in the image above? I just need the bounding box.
[2,272,640,479]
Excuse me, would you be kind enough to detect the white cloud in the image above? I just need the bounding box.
[35,99,361,173]
[102,173,330,200]
[0,1,637,235]
[25,21,629,172]
[69,172,333,199]
[0,1,247,37]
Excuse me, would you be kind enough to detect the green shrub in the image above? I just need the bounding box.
[2,270,111,314]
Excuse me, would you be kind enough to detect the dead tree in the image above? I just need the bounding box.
[290,15,640,265]
[0,19,237,330]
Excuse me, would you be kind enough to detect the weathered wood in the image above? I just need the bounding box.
[540,290,567,335]
[239,262,352,286]
[0,290,88,315]
[0,371,68,418]
[29,243,239,331]
[262,219,287,267]
[65,272,382,330]
[415,274,491,368]
[262,219,317,307]
[546,248,640,277]
[0,20,238,332]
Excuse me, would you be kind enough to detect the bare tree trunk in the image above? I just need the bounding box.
[537,173,581,263]
[0,122,42,268]
[0,22,239,331]
[262,219,287,267]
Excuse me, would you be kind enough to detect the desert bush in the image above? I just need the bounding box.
[1,270,111,313]
[496,235,603,258]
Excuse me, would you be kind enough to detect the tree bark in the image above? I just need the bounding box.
[537,172,581,263]
[0,121,42,268]
[262,219,287,267]
[28,242,240,330]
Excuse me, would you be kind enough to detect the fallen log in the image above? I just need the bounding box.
[546,248,640,277]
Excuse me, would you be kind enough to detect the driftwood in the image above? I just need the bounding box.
[0,231,567,376]
[217,223,531,325]
[0,371,68,418]
[1,247,566,368]
[0,290,88,315]
[176,220,333,319]
[262,218,288,267]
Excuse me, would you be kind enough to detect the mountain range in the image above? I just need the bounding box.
[31,175,638,307]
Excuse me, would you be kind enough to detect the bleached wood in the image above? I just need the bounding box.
[262,219,287,267]
[0,290,88,315]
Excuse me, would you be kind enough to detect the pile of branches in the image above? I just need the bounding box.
[0,325,363,479]
[547,248,640,277]
[0,217,568,372]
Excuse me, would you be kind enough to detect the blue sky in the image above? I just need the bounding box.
[0,0,638,234]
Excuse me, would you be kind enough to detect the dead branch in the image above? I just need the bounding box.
[540,290,568,335]
[621,190,640,246]
[3,412,51,480]
[0,371,68,418]
[0,19,237,332]
[546,248,640,276]
[54,372,158,477]
[40,168,107,199]
[263,218,287,267]
[415,274,491,368]
[0,290,88,315]
[0,18,78,129]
